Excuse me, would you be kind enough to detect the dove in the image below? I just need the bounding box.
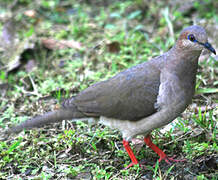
[6,25,216,168]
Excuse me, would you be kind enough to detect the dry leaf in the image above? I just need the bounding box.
[131,138,145,153]
[24,10,36,18]
[41,38,82,50]
[106,41,120,53]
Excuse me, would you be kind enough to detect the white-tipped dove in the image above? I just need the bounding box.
[6,25,216,168]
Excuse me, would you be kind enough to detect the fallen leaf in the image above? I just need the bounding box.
[131,138,144,153]
[24,10,36,18]
[41,38,82,50]
[106,41,120,53]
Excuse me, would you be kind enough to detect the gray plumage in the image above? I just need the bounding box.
[6,25,216,141]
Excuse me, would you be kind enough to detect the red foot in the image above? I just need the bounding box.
[123,139,139,168]
[125,162,136,169]
[158,154,186,164]
[144,135,186,165]
[122,136,185,169]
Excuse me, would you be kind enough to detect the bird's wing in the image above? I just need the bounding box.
[63,61,161,121]
[119,68,196,139]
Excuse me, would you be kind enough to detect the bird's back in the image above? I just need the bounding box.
[63,57,163,121]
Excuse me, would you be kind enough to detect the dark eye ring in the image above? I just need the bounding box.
[188,34,196,42]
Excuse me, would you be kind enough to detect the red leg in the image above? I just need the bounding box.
[123,139,139,168]
[144,135,185,164]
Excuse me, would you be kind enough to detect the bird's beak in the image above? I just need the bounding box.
[203,42,216,55]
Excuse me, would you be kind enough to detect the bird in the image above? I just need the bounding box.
[6,25,216,168]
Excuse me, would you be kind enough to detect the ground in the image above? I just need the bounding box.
[0,0,217,179]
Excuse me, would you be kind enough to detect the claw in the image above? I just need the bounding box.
[124,162,136,169]
[144,135,186,165]
[123,136,185,169]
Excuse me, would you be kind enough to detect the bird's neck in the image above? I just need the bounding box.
[173,44,202,61]
[164,46,201,100]
[166,46,201,73]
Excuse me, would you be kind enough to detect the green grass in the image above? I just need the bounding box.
[0,0,217,179]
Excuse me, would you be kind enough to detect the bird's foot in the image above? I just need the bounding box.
[124,163,147,170]
[144,135,186,165]
[123,139,139,169]
[158,154,186,164]
[151,153,186,168]
[124,162,138,169]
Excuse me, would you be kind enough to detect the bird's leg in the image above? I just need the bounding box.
[123,139,138,168]
[144,135,185,164]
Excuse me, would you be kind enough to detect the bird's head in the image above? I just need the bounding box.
[177,25,216,55]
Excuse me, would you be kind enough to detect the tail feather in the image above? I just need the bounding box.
[6,108,85,134]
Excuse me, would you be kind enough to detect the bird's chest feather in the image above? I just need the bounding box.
[156,67,197,110]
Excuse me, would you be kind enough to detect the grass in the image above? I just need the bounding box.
[0,0,217,179]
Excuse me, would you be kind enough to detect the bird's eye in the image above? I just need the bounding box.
[188,34,196,42]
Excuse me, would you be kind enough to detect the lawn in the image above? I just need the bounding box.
[0,0,217,179]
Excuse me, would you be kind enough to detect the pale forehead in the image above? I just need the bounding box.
[180,25,208,42]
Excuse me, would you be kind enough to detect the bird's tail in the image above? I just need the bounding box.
[6,108,85,134]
